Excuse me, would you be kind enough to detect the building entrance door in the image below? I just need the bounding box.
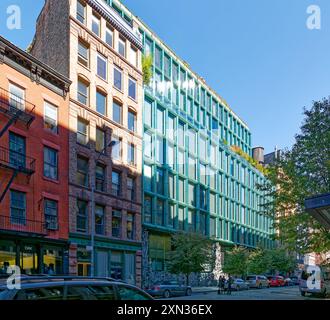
[96,251,108,277]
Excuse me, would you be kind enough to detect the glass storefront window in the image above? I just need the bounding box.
[20,245,38,275]
[77,246,91,276]
[43,248,63,275]
[110,251,123,280]
[0,242,16,275]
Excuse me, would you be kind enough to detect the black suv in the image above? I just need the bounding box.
[0,276,153,300]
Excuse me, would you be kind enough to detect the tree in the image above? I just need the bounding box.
[260,98,330,254]
[142,54,153,85]
[222,246,249,277]
[264,248,297,275]
[166,232,214,286]
[247,247,269,275]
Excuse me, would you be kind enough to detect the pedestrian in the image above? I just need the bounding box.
[218,276,224,295]
[227,275,232,295]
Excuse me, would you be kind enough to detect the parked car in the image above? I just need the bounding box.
[299,266,330,298]
[268,276,285,287]
[290,276,300,285]
[146,281,192,298]
[0,276,153,300]
[229,278,250,291]
[246,275,270,289]
[284,277,295,286]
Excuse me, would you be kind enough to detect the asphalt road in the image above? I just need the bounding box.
[161,286,328,300]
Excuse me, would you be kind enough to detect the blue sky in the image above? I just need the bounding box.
[0,0,329,153]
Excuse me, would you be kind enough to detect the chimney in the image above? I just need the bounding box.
[252,146,265,165]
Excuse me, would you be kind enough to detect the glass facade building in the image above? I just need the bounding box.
[102,0,274,276]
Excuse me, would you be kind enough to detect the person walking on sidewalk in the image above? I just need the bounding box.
[218,276,225,295]
[227,275,233,295]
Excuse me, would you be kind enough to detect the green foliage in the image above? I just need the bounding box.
[142,54,153,85]
[247,247,270,274]
[222,246,249,277]
[166,232,214,285]
[260,98,330,254]
[230,145,269,175]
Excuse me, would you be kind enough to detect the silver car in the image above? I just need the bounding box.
[246,275,270,289]
[146,281,192,298]
[230,278,250,291]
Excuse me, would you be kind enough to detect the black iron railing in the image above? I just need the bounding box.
[0,215,47,235]
[0,146,36,175]
[0,87,36,126]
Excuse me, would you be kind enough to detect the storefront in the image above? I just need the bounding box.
[71,236,141,286]
[0,237,69,276]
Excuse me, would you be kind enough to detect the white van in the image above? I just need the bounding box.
[299,265,330,298]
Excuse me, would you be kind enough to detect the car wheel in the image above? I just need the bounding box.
[301,291,306,297]
[163,290,171,299]
[186,288,192,296]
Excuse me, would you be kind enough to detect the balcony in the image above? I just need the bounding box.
[0,87,36,128]
[0,146,36,175]
[0,215,47,236]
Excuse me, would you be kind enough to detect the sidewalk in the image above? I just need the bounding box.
[191,286,219,294]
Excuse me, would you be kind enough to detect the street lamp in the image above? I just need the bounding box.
[90,140,118,277]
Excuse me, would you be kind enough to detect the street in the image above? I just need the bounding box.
[161,286,329,300]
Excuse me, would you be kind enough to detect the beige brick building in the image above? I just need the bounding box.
[30,0,143,286]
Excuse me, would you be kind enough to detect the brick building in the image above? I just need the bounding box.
[0,36,71,275]
[30,0,144,285]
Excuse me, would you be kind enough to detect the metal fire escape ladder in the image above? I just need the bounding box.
[0,169,17,203]
[0,109,23,138]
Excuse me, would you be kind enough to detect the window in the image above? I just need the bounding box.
[117,285,150,300]
[97,54,107,80]
[144,132,152,159]
[77,118,89,145]
[113,67,122,91]
[188,183,196,206]
[156,137,164,164]
[112,171,121,196]
[188,129,196,153]
[155,46,162,70]
[200,163,207,185]
[200,187,207,211]
[77,200,88,232]
[78,40,89,67]
[44,199,58,230]
[130,46,138,67]
[156,107,164,134]
[156,168,164,195]
[188,209,196,232]
[144,195,152,223]
[95,163,106,192]
[156,200,164,226]
[96,127,105,153]
[44,147,58,180]
[178,207,184,230]
[128,110,136,132]
[178,178,185,203]
[168,173,175,199]
[9,132,25,169]
[200,213,206,235]
[92,14,100,36]
[210,217,216,238]
[78,79,89,105]
[127,143,136,166]
[164,54,171,78]
[127,176,135,201]
[199,136,207,160]
[168,114,175,140]
[188,156,196,180]
[106,26,113,47]
[155,72,162,94]
[127,213,135,239]
[112,136,122,160]
[112,210,121,237]
[9,83,25,111]
[95,205,105,235]
[178,150,185,175]
[10,190,26,225]
[128,78,136,100]
[168,143,175,169]
[44,102,57,133]
[145,37,153,56]
[77,156,89,187]
[96,91,107,115]
[178,122,185,147]
[172,63,179,82]
[76,0,86,24]
[144,99,153,127]
[118,37,126,57]
[167,203,175,228]
[112,100,122,124]
[144,164,152,192]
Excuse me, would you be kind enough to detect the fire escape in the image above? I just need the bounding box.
[0,87,36,203]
